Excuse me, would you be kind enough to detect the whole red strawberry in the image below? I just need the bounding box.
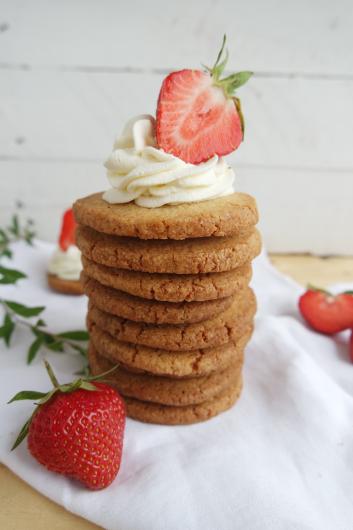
[9,361,126,490]
[156,35,252,164]
[299,286,353,335]
[59,208,77,251]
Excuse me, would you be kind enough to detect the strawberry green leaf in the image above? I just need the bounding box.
[5,300,45,318]
[11,418,31,450]
[8,390,48,403]
[36,389,58,405]
[79,381,99,391]
[57,330,90,341]
[27,337,44,364]
[220,71,253,95]
[0,266,26,285]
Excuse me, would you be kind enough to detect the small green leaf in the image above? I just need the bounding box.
[213,34,227,71]
[27,337,44,364]
[8,214,19,236]
[2,314,15,346]
[0,266,26,285]
[46,341,64,352]
[0,248,12,259]
[36,389,57,405]
[8,390,48,404]
[11,418,31,450]
[36,318,46,327]
[343,290,353,295]
[221,71,253,93]
[57,330,89,341]
[5,300,45,318]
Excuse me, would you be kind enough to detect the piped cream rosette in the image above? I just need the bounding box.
[103,115,235,208]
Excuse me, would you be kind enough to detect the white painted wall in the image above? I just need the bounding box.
[0,0,352,254]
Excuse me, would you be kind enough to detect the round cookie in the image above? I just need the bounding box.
[73,192,258,240]
[76,225,261,274]
[89,321,252,378]
[125,379,243,425]
[87,287,256,351]
[82,255,252,302]
[88,344,243,406]
[47,273,84,295]
[81,274,235,325]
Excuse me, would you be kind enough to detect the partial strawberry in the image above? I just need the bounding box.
[59,208,77,251]
[156,35,252,164]
[299,286,353,335]
[349,329,353,363]
[9,361,126,490]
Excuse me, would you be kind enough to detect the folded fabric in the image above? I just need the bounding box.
[0,241,352,530]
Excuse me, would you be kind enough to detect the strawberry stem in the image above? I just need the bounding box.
[205,35,253,97]
[44,360,60,388]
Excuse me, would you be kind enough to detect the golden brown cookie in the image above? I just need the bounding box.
[88,344,243,406]
[87,287,256,351]
[89,320,252,378]
[81,255,252,302]
[47,273,84,295]
[76,225,261,274]
[125,379,243,425]
[73,192,258,240]
[81,273,235,325]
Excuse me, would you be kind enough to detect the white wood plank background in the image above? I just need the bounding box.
[0,0,352,254]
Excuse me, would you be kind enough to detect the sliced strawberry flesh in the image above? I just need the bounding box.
[156,70,243,164]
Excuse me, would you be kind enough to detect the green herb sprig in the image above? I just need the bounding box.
[0,207,89,367]
[0,298,89,364]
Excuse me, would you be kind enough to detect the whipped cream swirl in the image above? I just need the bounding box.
[48,245,82,281]
[103,115,235,208]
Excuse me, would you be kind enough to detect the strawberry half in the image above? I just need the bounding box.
[156,35,252,164]
[299,286,353,335]
[59,208,77,251]
[9,361,126,490]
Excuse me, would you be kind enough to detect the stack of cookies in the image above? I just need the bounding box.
[73,192,261,425]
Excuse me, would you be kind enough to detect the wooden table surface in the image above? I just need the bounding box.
[1,254,353,530]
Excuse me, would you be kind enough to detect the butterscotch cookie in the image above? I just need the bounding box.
[89,320,252,378]
[47,274,84,295]
[87,287,256,351]
[125,379,242,425]
[76,225,261,274]
[73,192,258,240]
[82,274,235,325]
[88,344,242,406]
[82,255,252,302]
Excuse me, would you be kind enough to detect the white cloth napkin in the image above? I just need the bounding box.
[0,241,352,530]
